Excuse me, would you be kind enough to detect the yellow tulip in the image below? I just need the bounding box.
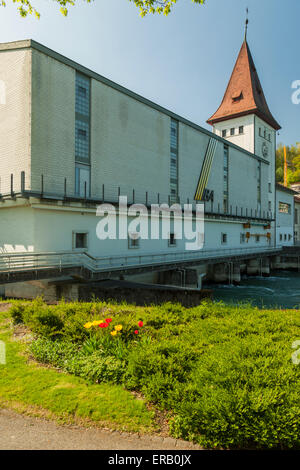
[84,322,93,329]
[115,324,123,331]
[110,330,117,336]
[92,320,103,326]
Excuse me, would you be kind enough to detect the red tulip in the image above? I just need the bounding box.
[134,330,139,335]
[105,318,112,323]
[138,321,143,327]
[99,323,105,328]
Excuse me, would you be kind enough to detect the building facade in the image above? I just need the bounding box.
[0,38,285,266]
[275,184,295,246]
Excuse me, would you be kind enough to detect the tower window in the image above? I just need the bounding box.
[232,91,243,102]
[222,129,227,138]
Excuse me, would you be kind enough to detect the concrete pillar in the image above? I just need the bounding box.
[246,259,261,276]
[232,263,241,284]
[212,263,228,283]
[261,258,270,277]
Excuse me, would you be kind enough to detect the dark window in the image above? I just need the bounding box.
[230,128,235,136]
[75,232,88,249]
[129,234,140,249]
[169,233,176,247]
[239,126,244,134]
[222,130,227,138]
[221,233,227,244]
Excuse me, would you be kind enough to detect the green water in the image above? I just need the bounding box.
[205,270,300,309]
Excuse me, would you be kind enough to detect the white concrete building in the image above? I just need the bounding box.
[294,195,300,244]
[0,35,289,288]
[275,184,295,246]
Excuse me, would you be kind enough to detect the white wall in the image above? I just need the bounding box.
[0,48,31,194]
[0,204,34,253]
[276,188,294,246]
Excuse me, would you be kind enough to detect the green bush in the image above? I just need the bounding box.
[10,303,27,324]
[30,337,125,384]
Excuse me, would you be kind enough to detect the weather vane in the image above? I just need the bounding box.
[245,7,249,41]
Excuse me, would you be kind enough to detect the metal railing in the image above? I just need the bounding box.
[0,246,282,276]
[0,171,274,222]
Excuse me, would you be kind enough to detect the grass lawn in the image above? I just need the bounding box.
[0,307,156,433]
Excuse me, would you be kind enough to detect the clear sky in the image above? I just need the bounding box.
[0,0,299,145]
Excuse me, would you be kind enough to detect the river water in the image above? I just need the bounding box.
[204,270,300,309]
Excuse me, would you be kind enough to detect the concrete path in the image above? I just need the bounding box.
[0,408,201,450]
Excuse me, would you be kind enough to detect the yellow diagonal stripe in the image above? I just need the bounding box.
[194,138,218,201]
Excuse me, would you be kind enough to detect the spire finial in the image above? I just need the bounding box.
[244,7,249,41]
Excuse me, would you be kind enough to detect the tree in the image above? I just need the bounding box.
[276,143,300,185]
[1,0,205,19]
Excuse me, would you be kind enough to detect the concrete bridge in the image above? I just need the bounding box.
[0,246,284,282]
[1,245,299,301]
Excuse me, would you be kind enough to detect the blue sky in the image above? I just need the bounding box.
[0,0,299,145]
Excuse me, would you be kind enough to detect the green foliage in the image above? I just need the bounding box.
[30,337,126,384]
[276,142,300,185]
[130,0,205,17]
[1,0,205,19]
[10,299,300,449]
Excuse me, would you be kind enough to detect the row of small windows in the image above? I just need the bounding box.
[259,128,271,141]
[74,230,273,250]
[222,126,244,138]
[73,232,178,250]
[279,234,292,242]
[222,233,263,245]
[222,126,272,141]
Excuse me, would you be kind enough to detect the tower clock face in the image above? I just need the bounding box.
[262,142,268,158]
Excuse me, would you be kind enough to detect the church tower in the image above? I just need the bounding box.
[207,18,280,216]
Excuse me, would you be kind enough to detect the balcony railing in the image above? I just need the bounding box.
[0,171,274,222]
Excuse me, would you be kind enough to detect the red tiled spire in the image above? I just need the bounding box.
[207,40,281,130]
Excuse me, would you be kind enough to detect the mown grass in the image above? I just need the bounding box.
[0,308,155,433]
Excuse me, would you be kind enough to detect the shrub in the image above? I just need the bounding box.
[30,337,125,384]
[10,303,27,324]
